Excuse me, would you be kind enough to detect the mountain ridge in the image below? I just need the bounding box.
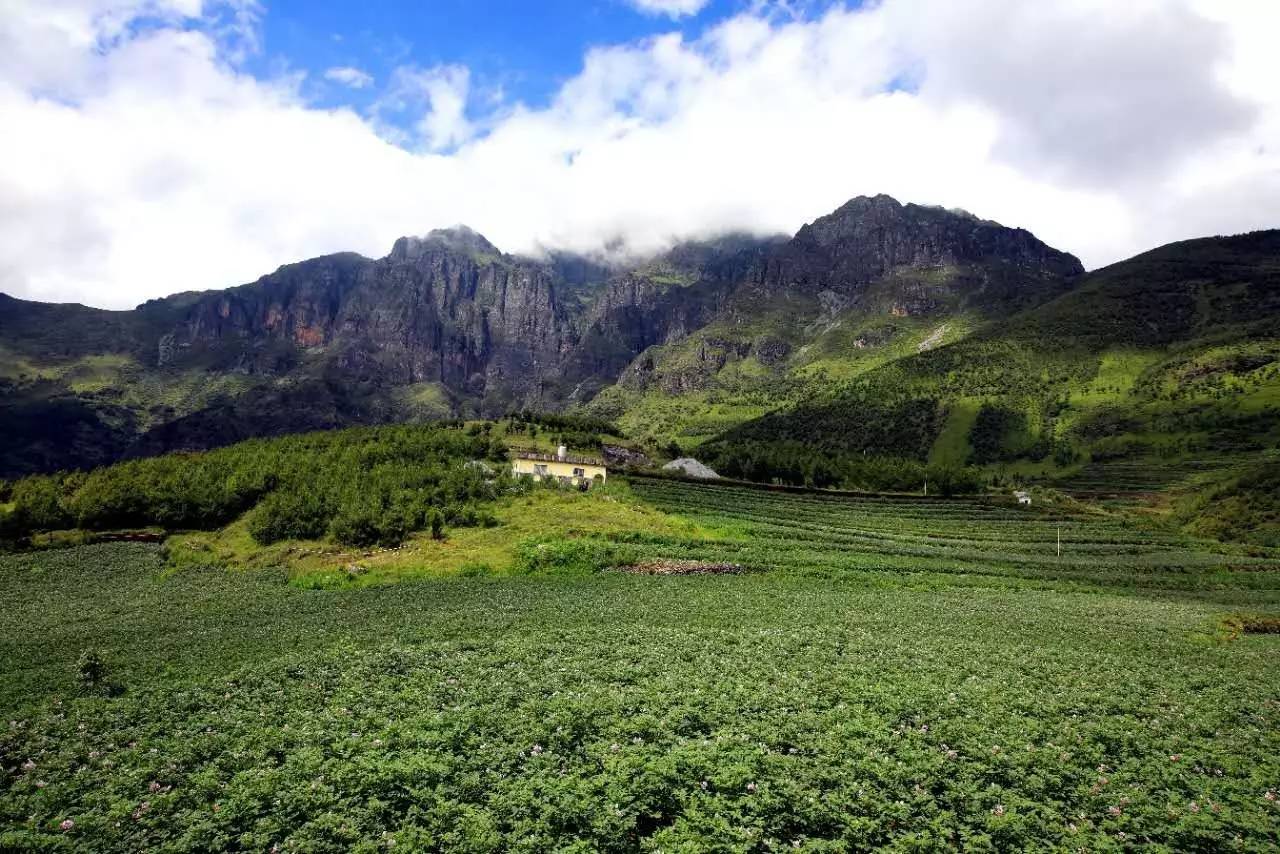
[0,195,1119,476]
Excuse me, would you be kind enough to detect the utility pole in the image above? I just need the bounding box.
[1057,526,1061,558]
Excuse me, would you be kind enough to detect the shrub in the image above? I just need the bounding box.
[329,503,410,549]
[248,490,330,545]
[512,536,624,575]
[925,464,986,497]
[75,649,107,691]
[8,476,72,533]
[458,561,493,577]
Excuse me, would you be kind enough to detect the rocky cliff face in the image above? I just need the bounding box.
[334,230,574,399]
[161,229,581,406]
[0,195,1087,474]
[760,194,1083,295]
[160,252,369,369]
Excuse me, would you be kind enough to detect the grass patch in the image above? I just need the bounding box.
[395,381,454,418]
[929,398,980,466]
[167,481,721,586]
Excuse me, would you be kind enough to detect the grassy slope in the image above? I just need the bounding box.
[3,478,1279,849]
[712,231,1280,498]
[167,482,719,586]
[1175,462,1280,547]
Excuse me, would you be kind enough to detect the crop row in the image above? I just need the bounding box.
[624,478,1280,594]
[2,544,1279,850]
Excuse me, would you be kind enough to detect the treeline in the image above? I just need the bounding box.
[504,410,620,435]
[502,410,621,450]
[699,440,985,495]
[718,391,944,461]
[0,425,513,549]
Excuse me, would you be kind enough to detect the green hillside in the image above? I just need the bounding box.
[704,231,1280,527]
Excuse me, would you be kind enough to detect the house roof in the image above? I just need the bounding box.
[511,449,606,467]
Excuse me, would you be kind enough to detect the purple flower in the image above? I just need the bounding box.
[59,819,74,832]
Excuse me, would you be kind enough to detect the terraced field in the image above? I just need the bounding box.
[1049,458,1247,497]
[626,477,1280,601]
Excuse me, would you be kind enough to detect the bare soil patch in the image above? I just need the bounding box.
[617,559,747,576]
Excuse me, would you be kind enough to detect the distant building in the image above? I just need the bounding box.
[511,445,607,487]
[1014,490,1032,506]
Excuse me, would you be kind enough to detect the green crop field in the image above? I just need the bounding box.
[3,480,1280,851]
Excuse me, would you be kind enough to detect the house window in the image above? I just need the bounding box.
[573,467,585,478]
[534,464,548,476]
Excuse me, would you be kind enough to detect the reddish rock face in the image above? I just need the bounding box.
[294,326,325,348]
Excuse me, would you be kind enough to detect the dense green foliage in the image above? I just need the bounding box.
[0,425,508,549]
[708,393,944,460]
[503,410,620,439]
[2,514,1278,850]
[696,440,984,494]
[1178,462,1280,547]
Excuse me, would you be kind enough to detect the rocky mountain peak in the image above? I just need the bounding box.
[389,225,501,263]
[773,194,1084,290]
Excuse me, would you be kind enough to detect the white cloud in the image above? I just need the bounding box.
[324,65,373,89]
[377,64,474,152]
[0,0,1277,309]
[624,0,711,19]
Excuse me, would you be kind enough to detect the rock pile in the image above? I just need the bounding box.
[662,458,720,479]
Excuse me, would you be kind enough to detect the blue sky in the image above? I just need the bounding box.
[251,0,756,119]
[1,0,1275,308]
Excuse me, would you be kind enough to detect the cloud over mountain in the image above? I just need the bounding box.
[0,0,1276,308]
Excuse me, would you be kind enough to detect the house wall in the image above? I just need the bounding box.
[512,458,608,485]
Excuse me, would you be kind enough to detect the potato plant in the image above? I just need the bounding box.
[2,478,1279,851]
